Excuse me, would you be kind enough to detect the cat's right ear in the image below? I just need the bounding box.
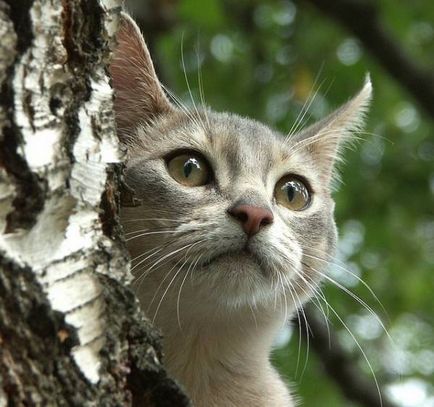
[110,13,173,143]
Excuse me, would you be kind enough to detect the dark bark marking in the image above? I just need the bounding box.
[0,126,47,233]
[0,0,47,233]
[0,255,95,406]
[100,164,124,239]
[4,0,34,54]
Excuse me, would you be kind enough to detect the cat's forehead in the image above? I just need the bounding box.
[206,111,284,165]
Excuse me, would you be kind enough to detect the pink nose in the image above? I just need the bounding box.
[228,204,274,237]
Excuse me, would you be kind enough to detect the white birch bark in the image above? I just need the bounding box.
[1,0,120,384]
[0,0,189,405]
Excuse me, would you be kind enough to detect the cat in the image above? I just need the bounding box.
[110,13,372,407]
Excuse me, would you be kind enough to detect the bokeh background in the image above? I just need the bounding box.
[126,1,434,405]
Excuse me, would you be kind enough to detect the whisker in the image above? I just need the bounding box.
[152,239,205,324]
[285,275,312,379]
[177,251,204,329]
[278,272,289,325]
[152,258,188,323]
[134,240,198,290]
[248,302,258,330]
[324,297,384,407]
[125,226,179,236]
[302,260,392,343]
[288,266,381,402]
[130,238,182,277]
[286,65,325,140]
[130,245,165,268]
[180,34,208,132]
[302,249,388,317]
[146,255,185,313]
[161,82,204,129]
[195,39,211,129]
[289,269,333,348]
[121,218,182,223]
[286,79,325,141]
[280,273,306,378]
[126,230,179,241]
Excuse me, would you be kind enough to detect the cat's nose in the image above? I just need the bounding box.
[228,204,274,237]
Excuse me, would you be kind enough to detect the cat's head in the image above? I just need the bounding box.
[111,14,372,313]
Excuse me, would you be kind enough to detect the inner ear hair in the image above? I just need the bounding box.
[110,12,173,143]
[291,76,372,183]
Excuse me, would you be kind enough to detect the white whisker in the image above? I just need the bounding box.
[177,251,204,329]
[180,35,208,132]
[126,230,179,241]
[303,260,392,343]
[303,248,388,317]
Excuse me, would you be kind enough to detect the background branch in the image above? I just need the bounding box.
[302,0,434,119]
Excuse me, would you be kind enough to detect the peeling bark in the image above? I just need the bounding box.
[0,0,189,405]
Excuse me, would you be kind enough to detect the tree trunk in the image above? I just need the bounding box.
[0,0,189,405]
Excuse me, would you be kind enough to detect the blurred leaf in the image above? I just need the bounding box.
[177,0,226,29]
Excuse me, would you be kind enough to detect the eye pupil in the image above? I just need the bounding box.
[183,161,194,178]
[286,185,295,202]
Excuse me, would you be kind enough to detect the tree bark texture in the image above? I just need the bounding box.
[0,0,189,405]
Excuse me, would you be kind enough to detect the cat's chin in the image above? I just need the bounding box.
[190,249,288,309]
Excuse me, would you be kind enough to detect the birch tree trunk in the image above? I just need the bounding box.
[0,0,189,405]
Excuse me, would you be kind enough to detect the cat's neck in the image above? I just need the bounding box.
[141,281,294,407]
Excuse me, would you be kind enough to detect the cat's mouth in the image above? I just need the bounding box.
[199,246,264,272]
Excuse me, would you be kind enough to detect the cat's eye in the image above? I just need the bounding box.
[274,175,311,211]
[166,152,211,187]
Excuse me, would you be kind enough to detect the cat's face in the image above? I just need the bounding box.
[112,14,371,312]
[122,110,337,309]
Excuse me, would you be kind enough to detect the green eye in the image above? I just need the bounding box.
[274,175,311,211]
[167,152,210,187]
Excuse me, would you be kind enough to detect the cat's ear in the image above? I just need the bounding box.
[292,76,372,184]
[110,13,173,142]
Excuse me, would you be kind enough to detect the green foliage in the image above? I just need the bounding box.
[139,0,434,404]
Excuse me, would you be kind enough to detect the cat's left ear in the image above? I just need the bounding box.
[292,76,372,184]
[110,13,173,143]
